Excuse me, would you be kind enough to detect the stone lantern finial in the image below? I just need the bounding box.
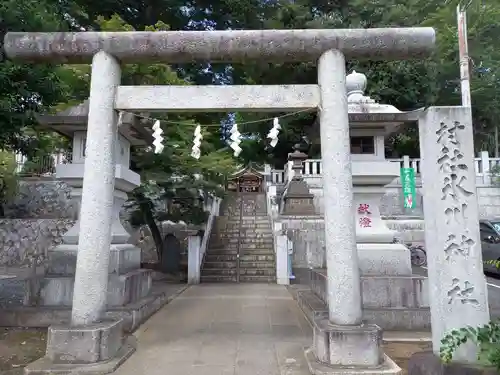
[346,70,375,104]
[346,70,367,95]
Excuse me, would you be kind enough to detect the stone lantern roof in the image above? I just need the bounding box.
[345,70,423,133]
[36,100,153,146]
[307,70,424,141]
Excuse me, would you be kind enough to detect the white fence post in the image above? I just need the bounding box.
[187,233,201,284]
[480,151,491,185]
[402,155,410,169]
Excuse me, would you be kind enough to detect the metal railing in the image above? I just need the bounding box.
[14,152,71,177]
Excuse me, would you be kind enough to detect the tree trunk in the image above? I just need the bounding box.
[135,191,164,262]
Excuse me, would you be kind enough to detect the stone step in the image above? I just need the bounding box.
[239,275,276,283]
[217,221,272,226]
[207,248,274,255]
[216,231,273,238]
[203,261,237,269]
[240,268,275,276]
[201,268,275,276]
[203,261,274,269]
[226,221,270,225]
[210,239,274,246]
[241,254,275,261]
[211,240,273,246]
[201,275,238,283]
[202,268,237,276]
[217,215,269,220]
[217,217,270,222]
[204,254,237,262]
[204,254,275,262]
[239,261,275,268]
[216,226,271,232]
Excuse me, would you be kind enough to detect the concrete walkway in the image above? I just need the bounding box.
[114,284,312,375]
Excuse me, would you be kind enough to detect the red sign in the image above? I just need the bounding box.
[357,204,371,214]
[359,217,372,228]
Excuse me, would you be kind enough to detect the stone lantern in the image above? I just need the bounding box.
[282,147,316,215]
[36,101,154,308]
[346,71,417,276]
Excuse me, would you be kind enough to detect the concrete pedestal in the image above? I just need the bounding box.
[353,167,412,277]
[25,319,136,374]
[305,318,401,374]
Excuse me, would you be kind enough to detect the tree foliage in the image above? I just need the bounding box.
[3,0,500,223]
[0,150,18,217]
[0,0,78,154]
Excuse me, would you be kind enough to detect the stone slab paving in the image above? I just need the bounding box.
[114,283,313,375]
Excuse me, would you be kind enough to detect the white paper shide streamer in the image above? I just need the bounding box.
[191,125,203,159]
[267,117,281,148]
[152,120,164,154]
[229,123,242,157]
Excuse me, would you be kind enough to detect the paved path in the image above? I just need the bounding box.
[114,284,312,375]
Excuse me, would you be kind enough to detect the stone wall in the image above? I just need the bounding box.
[4,179,77,219]
[0,179,195,272]
[1,179,77,271]
[0,219,75,269]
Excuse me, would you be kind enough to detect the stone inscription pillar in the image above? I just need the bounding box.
[418,106,489,362]
[71,51,121,326]
[318,49,362,325]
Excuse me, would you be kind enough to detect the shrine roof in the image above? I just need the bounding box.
[36,100,152,145]
[229,164,264,180]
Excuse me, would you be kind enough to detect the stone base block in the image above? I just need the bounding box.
[312,318,383,367]
[305,348,402,375]
[0,283,188,333]
[361,276,429,308]
[408,351,497,375]
[47,244,141,276]
[0,274,42,307]
[46,319,124,364]
[25,336,136,375]
[40,269,152,307]
[294,288,430,331]
[358,243,412,276]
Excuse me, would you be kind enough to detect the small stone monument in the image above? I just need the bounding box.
[282,147,316,215]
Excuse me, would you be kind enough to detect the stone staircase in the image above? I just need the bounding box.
[201,193,276,283]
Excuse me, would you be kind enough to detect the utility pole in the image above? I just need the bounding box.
[457,3,472,107]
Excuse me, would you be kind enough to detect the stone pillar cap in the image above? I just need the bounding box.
[288,150,308,161]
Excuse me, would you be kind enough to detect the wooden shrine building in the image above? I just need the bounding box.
[227,165,264,193]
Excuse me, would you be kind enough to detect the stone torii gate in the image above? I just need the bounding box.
[4,28,488,375]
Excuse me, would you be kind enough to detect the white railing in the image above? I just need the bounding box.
[189,196,221,284]
[271,170,285,184]
[270,151,500,184]
[199,197,221,266]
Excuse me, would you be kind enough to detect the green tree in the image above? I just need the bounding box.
[0,150,18,217]
[0,0,77,154]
